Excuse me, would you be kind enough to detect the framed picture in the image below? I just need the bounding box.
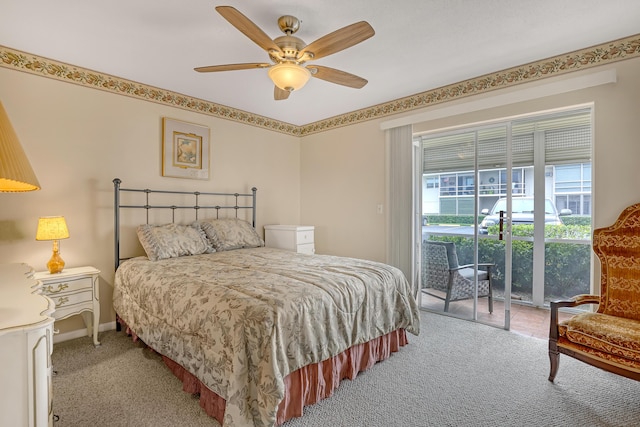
[162,117,210,180]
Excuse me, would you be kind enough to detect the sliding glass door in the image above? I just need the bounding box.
[419,124,511,329]
[509,110,593,308]
[417,107,593,330]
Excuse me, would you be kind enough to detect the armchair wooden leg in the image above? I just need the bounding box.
[548,348,559,382]
[548,300,561,382]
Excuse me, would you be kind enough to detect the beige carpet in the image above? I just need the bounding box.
[51,311,640,426]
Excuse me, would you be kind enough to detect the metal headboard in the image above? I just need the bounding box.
[113,178,257,270]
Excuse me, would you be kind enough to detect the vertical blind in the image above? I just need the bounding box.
[386,124,415,293]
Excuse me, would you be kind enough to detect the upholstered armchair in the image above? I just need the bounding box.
[421,240,494,313]
[549,203,640,382]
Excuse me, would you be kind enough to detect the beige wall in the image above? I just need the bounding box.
[300,123,387,261]
[0,67,301,334]
[2,56,640,336]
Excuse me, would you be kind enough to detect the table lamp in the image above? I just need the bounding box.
[36,216,70,274]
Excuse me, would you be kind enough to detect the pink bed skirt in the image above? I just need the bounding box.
[121,320,407,425]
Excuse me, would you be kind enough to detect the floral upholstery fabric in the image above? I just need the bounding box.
[593,207,640,322]
[113,247,420,427]
[559,312,640,363]
[557,335,640,374]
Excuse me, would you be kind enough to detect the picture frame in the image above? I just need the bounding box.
[162,117,210,180]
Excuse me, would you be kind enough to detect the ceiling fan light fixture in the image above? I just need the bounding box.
[268,63,311,92]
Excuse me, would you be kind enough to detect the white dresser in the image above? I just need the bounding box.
[264,225,315,254]
[0,263,55,427]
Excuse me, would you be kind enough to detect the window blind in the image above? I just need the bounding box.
[419,109,591,173]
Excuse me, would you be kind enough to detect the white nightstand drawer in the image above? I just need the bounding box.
[297,243,315,255]
[297,230,314,244]
[42,277,92,295]
[50,289,93,308]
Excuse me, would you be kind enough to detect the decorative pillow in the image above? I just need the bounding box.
[195,218,264,251]
[137,223,212,261]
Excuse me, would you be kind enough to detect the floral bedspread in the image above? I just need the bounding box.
[113,247,420,427]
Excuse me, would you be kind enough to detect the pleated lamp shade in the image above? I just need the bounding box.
[36,216,70,241]
[0,101,40,192]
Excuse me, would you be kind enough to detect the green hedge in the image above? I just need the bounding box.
[423,214,592,228]
[423,214,484,225]
[486,224,592,239]
[561,216,591,226]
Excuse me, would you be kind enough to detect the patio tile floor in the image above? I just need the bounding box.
[420,294,574,340]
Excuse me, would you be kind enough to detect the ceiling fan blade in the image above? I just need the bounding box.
[308,65,368,89]
[194,63,271,73]
[298,21,374,61]
[274,86,290,101]
[215,6,283,55]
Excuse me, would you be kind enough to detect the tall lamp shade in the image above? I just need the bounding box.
[0,101,40,192]
[36,216,70,274]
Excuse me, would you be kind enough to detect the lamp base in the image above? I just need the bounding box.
[47,247,65,274]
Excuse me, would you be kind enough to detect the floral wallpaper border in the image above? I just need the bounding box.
[1,34,639,137]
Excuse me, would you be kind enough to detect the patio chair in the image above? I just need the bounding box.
[549,203,640,382]
[421,240,494,313]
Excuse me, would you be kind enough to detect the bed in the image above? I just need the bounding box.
[111,179,420,427]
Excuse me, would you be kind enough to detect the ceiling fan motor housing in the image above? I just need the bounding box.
[272,35,306,63]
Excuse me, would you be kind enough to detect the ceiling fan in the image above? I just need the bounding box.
[195,6,375,100]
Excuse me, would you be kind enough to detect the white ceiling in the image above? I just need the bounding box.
[2,1,640,126]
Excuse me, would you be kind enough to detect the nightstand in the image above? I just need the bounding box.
[264,225,315,254]
[35,266,101,346]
